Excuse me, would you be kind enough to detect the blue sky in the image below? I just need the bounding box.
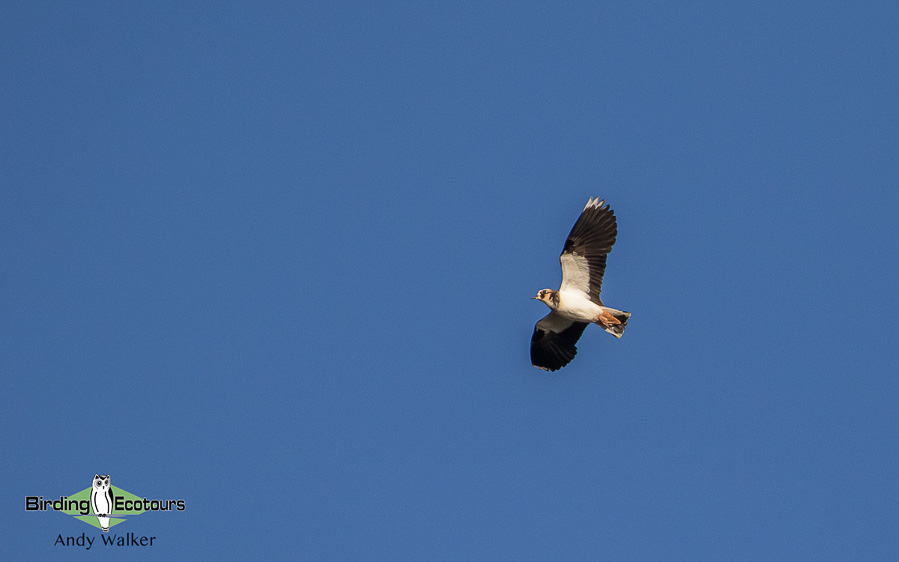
[2,2,898,559]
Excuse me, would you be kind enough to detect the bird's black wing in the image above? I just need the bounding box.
[530,312,589,371]
[559,197,617,303]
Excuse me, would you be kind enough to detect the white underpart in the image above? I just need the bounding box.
[556,289,603,322]
[559,253,591,295]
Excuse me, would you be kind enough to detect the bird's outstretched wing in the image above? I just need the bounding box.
[530,312,589,372]
[559,197,617,303]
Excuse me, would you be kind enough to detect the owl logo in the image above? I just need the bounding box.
[90,474,114,532]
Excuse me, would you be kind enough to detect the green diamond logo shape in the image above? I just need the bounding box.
[62,485,147,530]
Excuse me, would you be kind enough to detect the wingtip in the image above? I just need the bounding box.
[583,197,607,211]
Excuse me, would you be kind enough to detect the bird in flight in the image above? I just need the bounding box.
[530,197,630,371]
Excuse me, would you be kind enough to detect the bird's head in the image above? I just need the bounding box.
[532,289,558,309]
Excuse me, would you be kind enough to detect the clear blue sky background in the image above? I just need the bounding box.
[2,2,898,559]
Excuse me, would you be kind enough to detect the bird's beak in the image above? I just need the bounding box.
[531,296,538,299]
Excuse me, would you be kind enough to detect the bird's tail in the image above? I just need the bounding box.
[596,307,630,339]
